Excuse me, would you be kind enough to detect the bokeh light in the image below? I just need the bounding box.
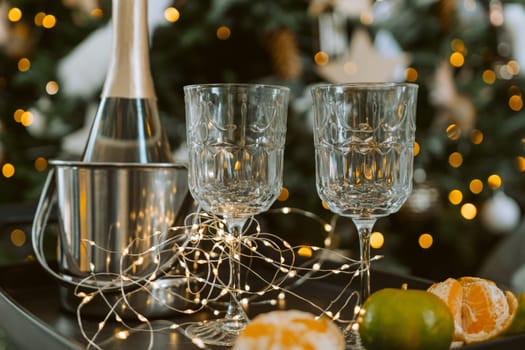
[509,95,523,111]
[450,52,465,67]
[13,109,24,122]
[446,124,461,140]
[469,179,483,194]
[314,51,329,66]
[448,189,463,205]
[414,141,420,157]
[90,8,104,18]
[370,232,384,249]
[164,7,180,23]
[45,81,59,95]
[487,174,502,189]
[114,330,130,340]
[517,156,525,172]
[461,203,477,220]
[297,246,313,258]
[482,69,496,84]
[18,58,30,72]
[405,67,418,82]
[507,60,520,76]
[8,7,22,22]
[216,26,231,40]
[10,229,26,247]
[277,187,289,201]
[20,111,33,126]
[34,157,48,172]
[448,152,463,168]
[42,14,56,29]
[34,12,45,26]
[2,163,15,178]
[489,2,504,26]
[470,129,483,144]
[418,233,433,249]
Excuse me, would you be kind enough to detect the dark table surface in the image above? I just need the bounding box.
[1,261,525,350]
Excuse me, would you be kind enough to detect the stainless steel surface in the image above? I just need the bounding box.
[31,160,194,317]
[52,160,187,279]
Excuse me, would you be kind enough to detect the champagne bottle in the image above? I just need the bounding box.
[82,0,172,162]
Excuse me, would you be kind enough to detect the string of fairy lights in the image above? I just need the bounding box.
[69,209,373,349]
[1,2,524,275]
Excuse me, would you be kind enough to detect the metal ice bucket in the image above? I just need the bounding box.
[32,160,194,317]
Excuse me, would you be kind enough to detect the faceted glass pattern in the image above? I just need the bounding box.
[185,84,289,219]
[311,83,418,218]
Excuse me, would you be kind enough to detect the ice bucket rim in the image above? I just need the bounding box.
[49,159,188,170]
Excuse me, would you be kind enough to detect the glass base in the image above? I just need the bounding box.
[344,328,365,350]
[185,318,246,346]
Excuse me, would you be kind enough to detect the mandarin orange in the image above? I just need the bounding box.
[232,309,345,350]
[428,276,518,344]
[427,277,463,339]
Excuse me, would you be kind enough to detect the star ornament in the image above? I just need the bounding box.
[316,28,409,83]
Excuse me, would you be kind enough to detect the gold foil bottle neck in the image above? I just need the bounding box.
[102,0,156,99]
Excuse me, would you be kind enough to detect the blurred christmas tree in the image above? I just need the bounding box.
[0,0,524,282]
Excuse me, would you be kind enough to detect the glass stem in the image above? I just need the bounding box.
[353,218,376,305]
[224,219,248,331]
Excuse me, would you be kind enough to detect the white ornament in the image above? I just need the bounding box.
[481,191,521,234]
[504,4,525,75]
[511,263,525,294]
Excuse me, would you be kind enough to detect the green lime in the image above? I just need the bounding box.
[358,287,454,350]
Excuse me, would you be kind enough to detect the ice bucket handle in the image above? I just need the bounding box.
[31,168,127,292]
[31,168,69,284]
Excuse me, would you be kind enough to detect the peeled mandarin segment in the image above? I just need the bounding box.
[233,310,345,350]
[427,278,464,340]
[461,283,499,336]
[459,277,517,344]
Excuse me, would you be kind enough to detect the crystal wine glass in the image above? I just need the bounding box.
[311,83,418,307]
[184,83,289,346]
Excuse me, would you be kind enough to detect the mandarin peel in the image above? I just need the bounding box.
[506,293,525,335]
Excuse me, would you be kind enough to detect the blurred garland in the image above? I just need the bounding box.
[0,0,524,280]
